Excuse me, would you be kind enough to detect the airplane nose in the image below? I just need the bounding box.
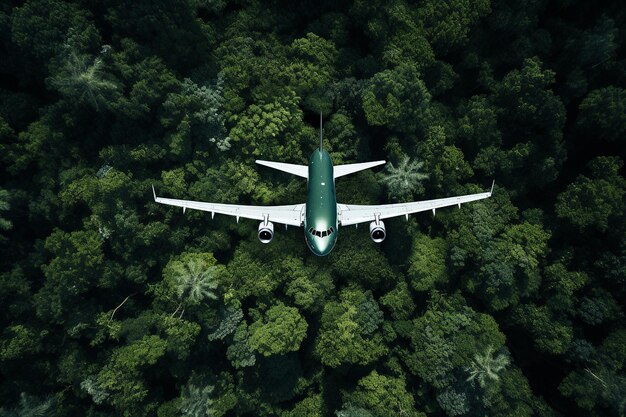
[307,233,336,256]
[317,240,332,256]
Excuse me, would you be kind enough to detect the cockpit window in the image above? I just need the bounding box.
[310,227,335,238]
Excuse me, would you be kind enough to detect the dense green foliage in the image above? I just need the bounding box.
[0,0,624,416]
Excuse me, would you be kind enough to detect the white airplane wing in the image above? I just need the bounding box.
[338,182,494,226]
[152,186,304,226]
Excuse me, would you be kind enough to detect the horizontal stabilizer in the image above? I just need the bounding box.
[334,160,386,178]
[256,160,308,178]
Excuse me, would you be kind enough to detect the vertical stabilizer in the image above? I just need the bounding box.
[319,112,323,152]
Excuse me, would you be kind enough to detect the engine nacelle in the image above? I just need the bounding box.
[369,220,386,243]
[258,221,274,243]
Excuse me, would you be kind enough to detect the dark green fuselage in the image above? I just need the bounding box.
[304,149,338,256]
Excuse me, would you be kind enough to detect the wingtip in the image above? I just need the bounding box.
[152,184,157,201]
[490,180,495,195]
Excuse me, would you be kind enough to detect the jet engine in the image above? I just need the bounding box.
[258,221,274,243]
[369,220,386,243]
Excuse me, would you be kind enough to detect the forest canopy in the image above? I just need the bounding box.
[0,0,625,416]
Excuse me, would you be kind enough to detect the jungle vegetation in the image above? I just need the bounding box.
[0,0,625,416]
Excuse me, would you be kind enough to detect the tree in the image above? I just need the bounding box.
[325,111,359,164]
[0,188,10,231]
[417,0,491,54]
[283,394,326,417]
[461,219,550,311]
[380,281,415,320]
[380,156,428,200]
[577,87,626,142]
[285,270,333,313]
[407,233,447,291]
[11,0,99,63]
[0,188,11,246]
[466,346,510,388]
[81,376,110,405]
[400,293,506,390]
[416,125,473,191]
[577,289,623,326]
[512,304,573,355]
[329,234,396,288]
[226,323,256,369]
[555,157,625,232]
[222,244,311,301]
[208,305,244,342]
[476,57,566,190]
[287,32,338,112]
[162,77,231,156]
[362,64,431,134]
[446,189,520,270]
[0,325,45,361]
[481,367,547,417]
[343,371,425,417]
[173,260,218,305]
[248,303,308,356]
[108,46,181,123]
[179,383,216,417]
[315,289,387,367]
[560,330,626,416]
[49,49,119,110]
[94,335,168,416]
[104,0,209,71]
[156,252,223,316]
[457,96,502,155]
[541,260,588,317]
[577,15,619,68]
[228,90,305,160]
[35,228,104,323]
[0,392,53,417]
[436,389,469,417]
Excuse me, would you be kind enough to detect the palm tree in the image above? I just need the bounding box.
[465,346,510,387]
[49,51,118,111]
[1,392,54,417]
[180,384,216,417]
[173,259,219,306]
[380,156,429,200]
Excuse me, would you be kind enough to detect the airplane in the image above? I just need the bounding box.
[152,114,494,256]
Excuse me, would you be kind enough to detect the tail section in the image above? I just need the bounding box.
[257,113,385,179]
[319,112,323,152]
[256,160,308,178]
[334,160,386,178]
